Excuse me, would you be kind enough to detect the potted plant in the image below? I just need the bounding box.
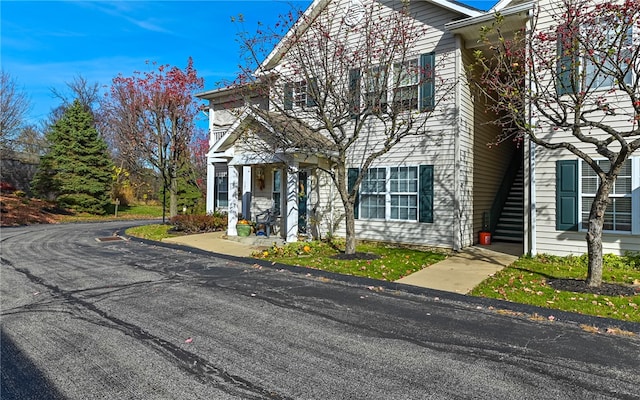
[236,219,252,237]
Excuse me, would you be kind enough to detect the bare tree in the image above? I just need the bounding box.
[0,70,31,149]
[46,75,102,129]
[235,0,456,254]
[473,0,640,286]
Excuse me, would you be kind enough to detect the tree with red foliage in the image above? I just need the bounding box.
[103,58,203,218]
[473,0,640,287]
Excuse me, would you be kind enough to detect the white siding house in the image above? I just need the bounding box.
[197,0,639,256]
[449,0,640,256]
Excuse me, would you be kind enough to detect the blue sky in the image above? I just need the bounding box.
[2,0,497,126]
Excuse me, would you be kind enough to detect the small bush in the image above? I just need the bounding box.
[170,212,228,234]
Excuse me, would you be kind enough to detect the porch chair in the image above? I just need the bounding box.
[255,208,278,237]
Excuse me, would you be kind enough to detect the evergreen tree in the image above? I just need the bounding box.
[32,100,113,214]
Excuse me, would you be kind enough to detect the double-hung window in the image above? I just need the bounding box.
[272,169,282,213]
[557,21,634,94]
[393,60,420,111]
[349,165,433,223]
[347,52,435,114]
[284,78,318,110]
[580,160,633,232]
[364,66,388,113]
[390,167,418,220]
[360,168,386,219]
[215,175,228,208]
[556,158,639,234]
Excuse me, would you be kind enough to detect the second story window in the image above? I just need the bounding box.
[393,59,420,111]
[284,78,318,110]
[364,66,389,113]
[557,21,633,94]
[347,52,435,115]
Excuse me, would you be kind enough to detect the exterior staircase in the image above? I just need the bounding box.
[493,164,524,243]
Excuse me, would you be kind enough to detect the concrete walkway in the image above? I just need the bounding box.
[163,232,521,294]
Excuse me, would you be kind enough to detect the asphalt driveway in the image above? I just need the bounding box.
[1,221,639,399]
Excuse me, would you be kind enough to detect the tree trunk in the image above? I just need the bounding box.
[169,173,178,218]
[585,179,613,287]
[344,201,356,255]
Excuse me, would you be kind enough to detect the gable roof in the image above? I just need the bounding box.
[445,1,533,46]
[211,106,337,158]
[259,0,486,72]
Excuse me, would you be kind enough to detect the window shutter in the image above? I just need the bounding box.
[419,165,434,223]
[419,53,435,112]
[556,160,578,230]
[284,82,293,110]
[349,69,361,117]
[306,78,318,107]
[556,28,576,95]
[348,168,359,219]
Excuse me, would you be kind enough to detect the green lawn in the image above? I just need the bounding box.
[60,204,164,222]
[470,254,640,323]
[254,240,447,282]
[125,224,176,241]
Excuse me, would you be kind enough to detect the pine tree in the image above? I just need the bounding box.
[32,100,113,214]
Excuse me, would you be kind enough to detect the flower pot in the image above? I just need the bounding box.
[236,224,252,237]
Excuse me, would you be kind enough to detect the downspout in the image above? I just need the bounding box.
[453,35,462,251]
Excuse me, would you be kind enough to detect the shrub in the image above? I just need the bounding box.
[170,212,228,234]
[0,182,16,192]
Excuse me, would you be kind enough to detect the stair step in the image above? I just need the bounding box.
[493,235,524,243]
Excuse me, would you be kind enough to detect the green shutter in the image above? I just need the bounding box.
[284,82,293,110]
[349,69,361,117]
[306,78,318,107]
[557,28,576,95]
[419,165,433,223]
[419,53,435,112]
[556,160,578,230]
[348,168,359,219]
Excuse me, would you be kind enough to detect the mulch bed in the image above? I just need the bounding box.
[331,252,381,261]
[548,278,639,297]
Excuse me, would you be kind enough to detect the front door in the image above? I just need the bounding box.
[298,171,308,234]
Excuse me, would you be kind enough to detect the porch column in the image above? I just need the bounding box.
[227,165,240,236]
[242,166,252,221]
[206,158,215,214]
[286,164,299,243]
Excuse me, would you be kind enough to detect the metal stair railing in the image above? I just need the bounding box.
[489,152,523,236]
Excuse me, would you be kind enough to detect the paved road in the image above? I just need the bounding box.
[1,222,639,400]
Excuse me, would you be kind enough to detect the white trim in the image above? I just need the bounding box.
[227,166,240,236]
[453,35,461,252]
[445,2,534,32]
[286,164,300,242]
[633,158,640,234]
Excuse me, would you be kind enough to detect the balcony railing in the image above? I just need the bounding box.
[210,129,227,146]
